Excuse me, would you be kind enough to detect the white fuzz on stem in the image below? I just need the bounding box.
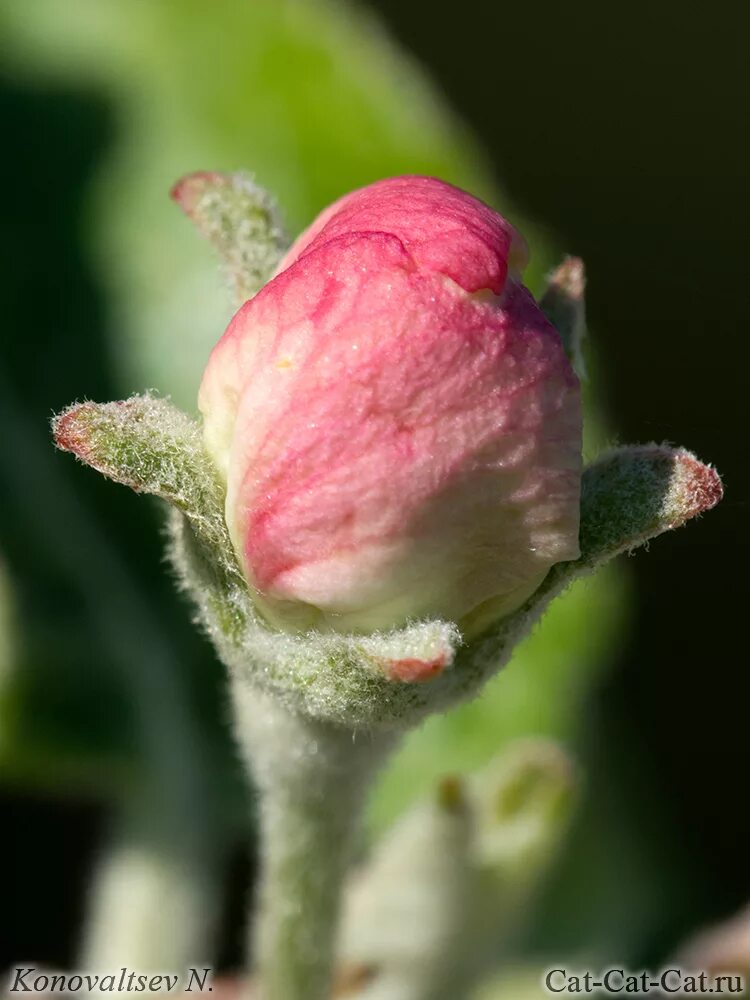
[231,684,394,1000]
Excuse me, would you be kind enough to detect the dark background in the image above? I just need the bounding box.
[373,0,750,953]
[2,0,748,978]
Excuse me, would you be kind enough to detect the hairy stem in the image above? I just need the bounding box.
[231,682,393,1000]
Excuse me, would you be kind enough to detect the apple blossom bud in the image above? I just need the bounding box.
[199,176,582,634]
[52,394,723,722]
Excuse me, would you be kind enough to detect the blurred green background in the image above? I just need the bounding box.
[1,0,746,983]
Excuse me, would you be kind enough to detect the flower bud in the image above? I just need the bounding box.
[199,176,582,633]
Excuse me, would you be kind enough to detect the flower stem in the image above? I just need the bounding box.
[231,682,392,1000]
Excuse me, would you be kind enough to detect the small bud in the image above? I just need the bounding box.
[473,740,577,881]
[336,744,577,999]
[339,769,473,992]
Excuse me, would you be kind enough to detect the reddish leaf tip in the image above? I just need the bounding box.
[384,653,448,683]
[678,452,724,517]
[52,403,95,461]
[548,255,585,299]
[673,451,724,521]
[170,171,225,215]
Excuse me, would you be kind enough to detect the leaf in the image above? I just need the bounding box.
[570,444,723,573]
[52,395,465,723]
[52,394,228,555]
[448,445,722,714]
[540,256,586,375]
[171,172,288,307]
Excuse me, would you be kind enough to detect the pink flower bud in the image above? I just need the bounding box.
[199,176,581,633]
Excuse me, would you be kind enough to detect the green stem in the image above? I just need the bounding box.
[231,682,393,1000]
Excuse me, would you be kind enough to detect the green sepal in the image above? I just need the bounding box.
[53,396,461,727]
[52,394,231,563]
[171,171,288,306]
[540,256,586,375]
[53,398,722,731]
[450,444,723,707]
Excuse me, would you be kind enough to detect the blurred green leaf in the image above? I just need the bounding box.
[0,0,519,409]
[0,0,625,914]
[473,966,550,1000]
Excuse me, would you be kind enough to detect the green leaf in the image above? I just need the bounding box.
[567,444,722,574]
[404,446,724,789]
[52,395,227,552]
[171,172,288,306]
[459,445,722,678]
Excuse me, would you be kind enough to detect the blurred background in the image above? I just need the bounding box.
[1,0,747,990]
